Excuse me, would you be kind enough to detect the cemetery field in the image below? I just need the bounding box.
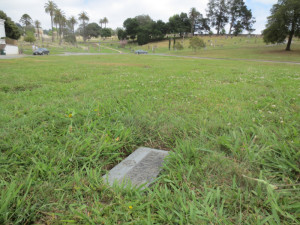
[0,54,299,224]
[19,41,118,55]
[140,36,300,62]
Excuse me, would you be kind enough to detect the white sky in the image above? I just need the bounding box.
[1,0,277,34]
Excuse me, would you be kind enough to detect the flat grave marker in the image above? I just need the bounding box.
[103,147,169,188]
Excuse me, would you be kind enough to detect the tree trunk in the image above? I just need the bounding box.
[285,32,293,51]
[285,17,295,51]
[56,24,58,40]
[59,25,61,45]
[83,23,86,43]
[51,15,54,42]
[36,27,39,40]
[228,17,234,35]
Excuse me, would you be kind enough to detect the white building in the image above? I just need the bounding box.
[0,19,5,45]
[0,18,19,55]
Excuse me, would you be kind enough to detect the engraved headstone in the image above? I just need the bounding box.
[103,147,169,188]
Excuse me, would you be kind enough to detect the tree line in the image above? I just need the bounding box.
[0,0,299,50]
[0,0,112,45]
[117,0,256,45]
[43,0,112,44]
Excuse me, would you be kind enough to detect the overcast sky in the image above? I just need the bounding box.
[1,0,277,34]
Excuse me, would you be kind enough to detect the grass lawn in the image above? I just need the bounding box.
[138,36,300,62]
[19,41,119,55]
[0,54,299,224]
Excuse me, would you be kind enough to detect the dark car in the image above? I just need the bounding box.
[33,48,50,55]
[135,50,148,54]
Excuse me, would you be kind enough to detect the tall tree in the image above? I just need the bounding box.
[123,18,139,40]
[68,16,77,37]
[168,13,191,36]
[117,28,127,40]
[195,17,211,34]
[78,11,89,42]
[54,9,61,40]
[54,9,65,44]
[263,0,300,51]
[189,7,201,35]
[206,0,229,35]
[151,20,168,39]
[44,0,57,42]
[99,18,104,28]
[0,10,21,40]
[103,17,108,28]
[134,15,153,45]
[100,28,112,38]
[34,20,41,40]
[228,0,255,35]
[85,23,101,38]
[19,14,32,28]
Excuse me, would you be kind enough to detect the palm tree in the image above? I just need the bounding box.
[54,10,60,40]
[103,17,108,28]
[44,0,57,42]
[99,18,104,28]
[54,9,65,45]
[68,16,77,45]
[34,20,41,40]
[189,8,201,35]
[69,16,77,36]
[78,11,89,42]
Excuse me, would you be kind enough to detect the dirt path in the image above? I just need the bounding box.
[99,45,123,53]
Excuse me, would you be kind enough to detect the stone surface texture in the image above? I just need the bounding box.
[103,147,169,188]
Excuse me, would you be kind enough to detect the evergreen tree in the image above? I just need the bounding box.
[228,0,255,35]
[207,0,229,35]
[263,0,300,51]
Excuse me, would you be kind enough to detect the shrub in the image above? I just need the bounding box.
[175,42,184,50]
[137,32,150,45]
[24,32,36,43]
[189,37,205,51]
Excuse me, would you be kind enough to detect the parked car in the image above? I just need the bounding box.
[33,48,50,55]
[135,50,148,54]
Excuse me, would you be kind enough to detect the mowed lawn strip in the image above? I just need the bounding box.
[0,54,299,224]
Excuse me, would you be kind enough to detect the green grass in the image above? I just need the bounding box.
[0,54,299,224]
[19,41,120,55]
[138,36,300,62]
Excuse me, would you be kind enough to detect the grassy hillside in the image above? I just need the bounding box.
[0,54,299,224]
[19,41,119,55]
[138,36,300,62]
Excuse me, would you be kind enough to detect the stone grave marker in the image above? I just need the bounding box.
[103,147,169,188]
